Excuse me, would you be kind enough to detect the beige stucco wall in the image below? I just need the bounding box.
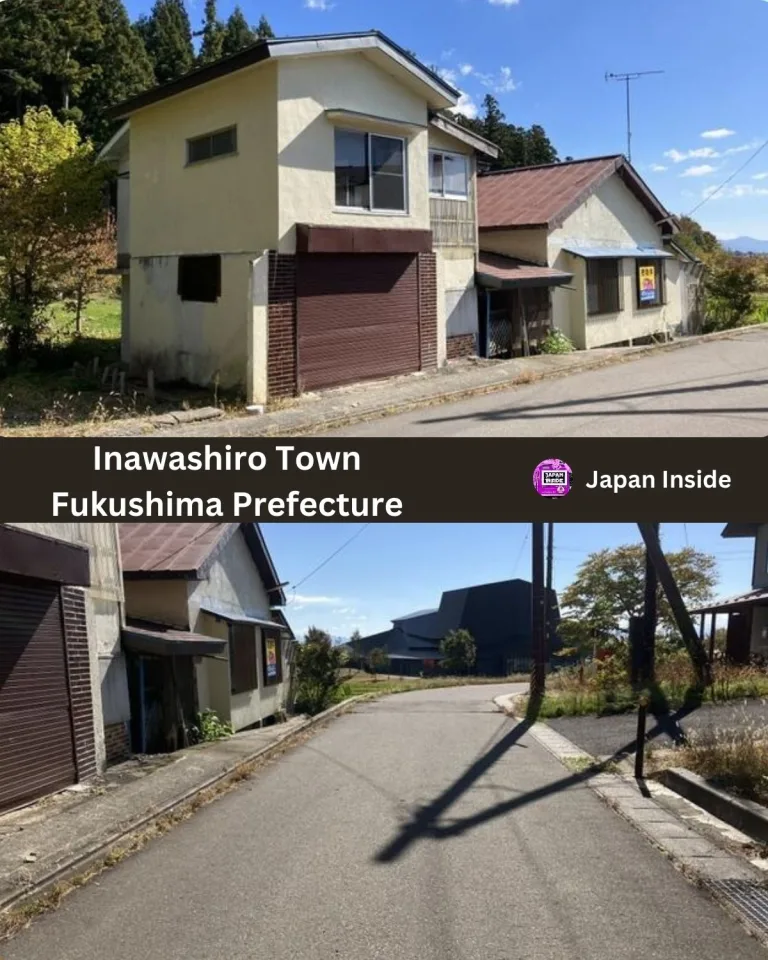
[548,174,683,348]
[9,523,126,771]
[276,53,430,253]
[480,228,548,264]
[129,62,278,257]
[550,251,585,346]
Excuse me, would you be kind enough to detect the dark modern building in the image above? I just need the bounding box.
[359,578,560,676]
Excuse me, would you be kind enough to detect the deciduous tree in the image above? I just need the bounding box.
[440,629,477,675]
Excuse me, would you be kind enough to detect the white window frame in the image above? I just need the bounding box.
[429,149,469,201]
[334,128,409,216]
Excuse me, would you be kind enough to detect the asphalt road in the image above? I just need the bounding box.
[5,686,765,960]
[548,698,768,759]
[327,329,768,437]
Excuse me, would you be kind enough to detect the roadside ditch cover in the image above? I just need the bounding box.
[708,879,768,936]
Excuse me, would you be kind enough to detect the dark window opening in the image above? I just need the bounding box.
[178,254,221,303]
[587,258,621,316]
[334,129,406,212]
[187,126,237,165]
[230,623,258,695]
[636,258,665,309]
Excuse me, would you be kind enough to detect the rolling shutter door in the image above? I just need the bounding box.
[0,576,77,811]
[297,254,420,392]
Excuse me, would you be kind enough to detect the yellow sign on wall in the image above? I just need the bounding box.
[639,265,657,302]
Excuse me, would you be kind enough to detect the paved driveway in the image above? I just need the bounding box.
[4,685,765,960]
[327,329,768,437]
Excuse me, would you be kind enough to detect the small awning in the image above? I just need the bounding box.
[199,602,283,631]
[691,587,768,616]
[122,621,227,657]
[476,252,573,290]
[325,108,426,134]
[562,244,674,260]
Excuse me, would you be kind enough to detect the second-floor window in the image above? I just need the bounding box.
[334,129,407,213]
[429,150,469,199]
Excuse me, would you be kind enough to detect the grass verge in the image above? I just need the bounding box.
[334,672,529,701]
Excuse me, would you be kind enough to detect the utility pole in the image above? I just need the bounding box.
[605,70,665,162]
[545,522,554,652]
[530,523,546,701]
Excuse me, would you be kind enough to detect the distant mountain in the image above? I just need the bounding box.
[722,236,768,254]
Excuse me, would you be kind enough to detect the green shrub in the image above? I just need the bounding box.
[293,627,345,716]
[191,710,234,743]
[539,329,575,354]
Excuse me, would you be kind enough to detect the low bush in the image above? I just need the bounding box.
[539,329,575,355]
[677,726,768,805]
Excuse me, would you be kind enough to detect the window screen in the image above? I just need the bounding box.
[187,126,237,165]
[177,255,221,303]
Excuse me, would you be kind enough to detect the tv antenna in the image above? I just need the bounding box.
[605,70,665,163]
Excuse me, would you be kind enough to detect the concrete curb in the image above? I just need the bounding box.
[660,767,768,845]
[0,695,370,921]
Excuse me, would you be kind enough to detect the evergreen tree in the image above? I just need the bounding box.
[79,0,155,147]
[197,0,225,66]
[455,94,558,171]
[0,0,103,125]
[221,6,256,57]
[136,0,194,86]
[256,15,275,39]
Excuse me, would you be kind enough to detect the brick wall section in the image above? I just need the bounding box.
[447,333,477,360]
[418,253,438,370]
[267,252,297,399]
[61,586,97,782]
[104,722,131,764]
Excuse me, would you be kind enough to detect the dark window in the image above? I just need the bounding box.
[334,129,407,212]
[586,258,621,316]
[178,254,221,303]
[636,258,665,309]
[262,630,282,686]
[230,623,258,695]
[187,126,237,165]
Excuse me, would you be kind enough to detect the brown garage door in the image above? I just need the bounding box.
[297,254,420,392]
[0,575,77,812]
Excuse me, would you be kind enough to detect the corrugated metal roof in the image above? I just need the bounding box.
[478,156,621,230]
[477,251,573,289]
[120,523,227,575]
[122,619,227,657]
[692,588,768,614]
[562,244,673,259]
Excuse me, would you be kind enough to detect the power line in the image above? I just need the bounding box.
[288,524,372,598]
[685,136,768,219]
[511,530,530,577]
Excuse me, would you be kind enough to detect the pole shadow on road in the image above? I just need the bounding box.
[373,690,707,865]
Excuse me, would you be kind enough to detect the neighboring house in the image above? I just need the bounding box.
[118,523,292,753]
[0,524,127,812]
[693,523,768,663]
[476,155,704,354]
[360,579,560,676]
[98,31,498,404]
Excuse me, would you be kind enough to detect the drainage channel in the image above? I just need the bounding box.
[708,879,768,940]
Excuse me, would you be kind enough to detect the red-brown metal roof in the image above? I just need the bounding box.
[478,156,622,230]
[477,251,572,288]
[119,523,230,576]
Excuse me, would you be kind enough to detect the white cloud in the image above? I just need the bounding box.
[753,172,768,181]
[723,140,761,156]
[439,67,458,85]
[459,63,474,76]
[292,594,344,605]
[650,163,668,172]
[701,128,736,140]
[488,0,520,5]
[701,183,768,200]
[450,92,479,120]
[681,164,718,177]
[665,147,719,163]
[440,48,456,60]
[495,66,517,93]
[305,0,334,8]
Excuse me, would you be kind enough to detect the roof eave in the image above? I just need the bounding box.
[428,113,500,158]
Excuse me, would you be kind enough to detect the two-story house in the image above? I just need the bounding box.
[99,31,498,404]
[693,523,768,663]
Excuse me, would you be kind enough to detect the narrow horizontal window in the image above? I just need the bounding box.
[178,254,221,303]
[187,126,237,165]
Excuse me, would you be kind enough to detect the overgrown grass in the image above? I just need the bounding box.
[673,726,768,806]
[0,297,237,433]
[526,657,768,719]
[333,671,529,702]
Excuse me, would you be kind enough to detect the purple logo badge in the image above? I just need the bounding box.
[533,459,572,498]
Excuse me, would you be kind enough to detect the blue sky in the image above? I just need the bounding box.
[260,523,754,640]
[124,0,768,239]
